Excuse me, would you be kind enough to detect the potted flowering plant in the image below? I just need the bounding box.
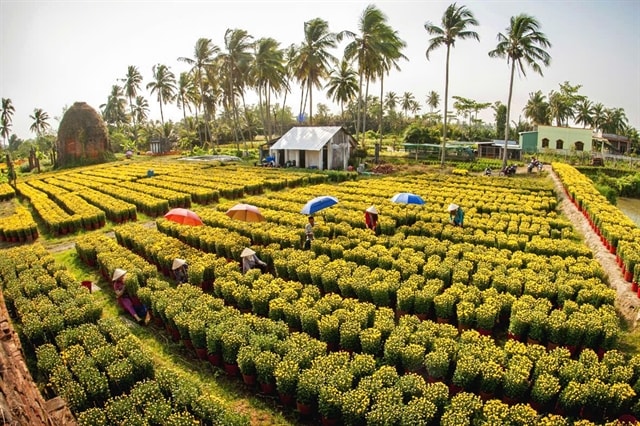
[401,343,425,374]
[424,350,450,381]
[530,373,560,410]
[275,359,299,406]
[359,327,382,357]
[237,346,259,386]
[318,385,342,423]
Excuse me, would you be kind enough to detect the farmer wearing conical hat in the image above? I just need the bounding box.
[112,268,150,325]
[364,205,379,232]
[172,258,188,284]
[240,247,267,274]
[447,203,464,228]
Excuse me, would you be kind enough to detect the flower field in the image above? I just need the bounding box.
[2,160,640,425]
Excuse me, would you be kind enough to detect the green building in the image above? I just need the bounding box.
[519,125,594,153]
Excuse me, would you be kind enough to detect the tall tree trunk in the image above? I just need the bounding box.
[281,86,289,135]
[308,82,313,126]
[355,71,364,147]
[502,60,516,169]
[362,77,370,147]
[159,94,165,127]
[378,73,384,162]
[440,45,450,167]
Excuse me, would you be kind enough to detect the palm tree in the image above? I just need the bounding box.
[1,98,15,148]
[146,64,177,126]
[592,102,605,131]
[252,37,287,143]
[122,66,143,128]
[425,3,480,166]
[488,14,551,168]
[548,90,573,127]
[29,108,52,165]
[342,4,403,146]
[176,72,198,125]
[178,38,219,144]
[574,98,594,129]
[523,90,549,127]
[132,96,150,125]
[426,91,440,113]
[602,107,628,135]
[294,18,338,126]
[280,44,298,134]
[220,28,254,150]
[326,59,358,124]
[401,92,415,119]
[101,85,128,129]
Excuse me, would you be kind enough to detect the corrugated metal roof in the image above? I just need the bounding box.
[270,126,346,151]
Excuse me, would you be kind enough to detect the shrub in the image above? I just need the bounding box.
[401,344,425,373]
[275,359,299,395]
[360,327,382,356]
[400,397,437,425]
[531,373,560,405]
[255,351,280,384]
[318,385,342,419]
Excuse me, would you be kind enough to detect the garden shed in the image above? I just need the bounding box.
[269,126,356,170]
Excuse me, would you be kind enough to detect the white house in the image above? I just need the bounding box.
[269,126,356,170]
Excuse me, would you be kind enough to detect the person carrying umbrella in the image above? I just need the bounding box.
[364,206,379,232]
[112,268,151,325]
[303,216,315,250]
[240,248,267,274]
[172,258,188,284]
[448,203,464,228]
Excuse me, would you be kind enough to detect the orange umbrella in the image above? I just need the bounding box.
[164,208,203,226]
[225,203,265,223]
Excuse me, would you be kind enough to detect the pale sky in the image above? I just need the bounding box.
[1,0,639,140]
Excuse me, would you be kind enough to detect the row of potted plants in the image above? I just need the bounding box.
[0,243,249,426]
[134,174,220,204]
[15,182,85,235]
[553,162,640,278]
[115,180,191,208]
[0,182,14,200]
[0,204,39,242]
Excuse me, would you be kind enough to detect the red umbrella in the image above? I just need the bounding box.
[164,208,203,226]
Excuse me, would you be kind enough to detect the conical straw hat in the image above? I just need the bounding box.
[447,203,459,212]
[172,258,186,270]
[112,268,127,281]
[241,248,256,258]
[365,205,378,214]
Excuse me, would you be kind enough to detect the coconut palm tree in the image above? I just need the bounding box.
[30,108,52,164]
[326,59,358,124]
[601,107,628,135]
[1,98,15,148]
[548,90,573,127]
[574,98,594,129]
[122,66,143,126]
[146,64,177,127]
[252,37,287,143]
[101,85,128,129]
[426,91,440,113]
[592,102,605,131]
[294,18,338,126]
[219,28,254,150]
[523,90,549,127]
[176,72,198,125]
[488,14,551,168]
[342,4,403,146]
[401,92,415,119]
[178,38,219,144]
[425,3,480,166]
[133,96,149,126]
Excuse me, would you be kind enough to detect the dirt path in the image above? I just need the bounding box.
[547,167,640,328]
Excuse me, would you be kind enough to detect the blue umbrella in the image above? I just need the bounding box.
[301,196,339,215]
[390,192,425,205]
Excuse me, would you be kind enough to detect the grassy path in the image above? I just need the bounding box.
[52,248,296,426]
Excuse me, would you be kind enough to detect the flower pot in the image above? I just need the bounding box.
[507,332,523,342]
[395,309,408,320]
[326,342,339,353]
[321,416,340,426]
[436,316,450,324]
[153,316,164,328]
[201,281,213,292]
[547,341,559,351]
[182,338,195,352]
[415,313,428,321]
[208,353,222,367]
[479,390,494,401]
[632,282,638,293]
[296,401,314,417]
[527,336,541,346]
[502,395,521,405]
[195,347,208,360]
[166,325,180,341]
[610,245,616,255]
[224,362,239,378]
[448,383,463,397]
[279,392,295,407]
[259,381,275,395]
[625,270,633,282]
[242,373,256,386]
[478,328,492,337]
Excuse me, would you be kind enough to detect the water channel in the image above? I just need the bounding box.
[618,197,640,227]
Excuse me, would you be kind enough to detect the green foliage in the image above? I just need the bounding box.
[402,123,440,144]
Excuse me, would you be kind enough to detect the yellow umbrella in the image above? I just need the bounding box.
[225,203,265,223]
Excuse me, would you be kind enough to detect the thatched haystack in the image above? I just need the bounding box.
[56,102,114,167]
